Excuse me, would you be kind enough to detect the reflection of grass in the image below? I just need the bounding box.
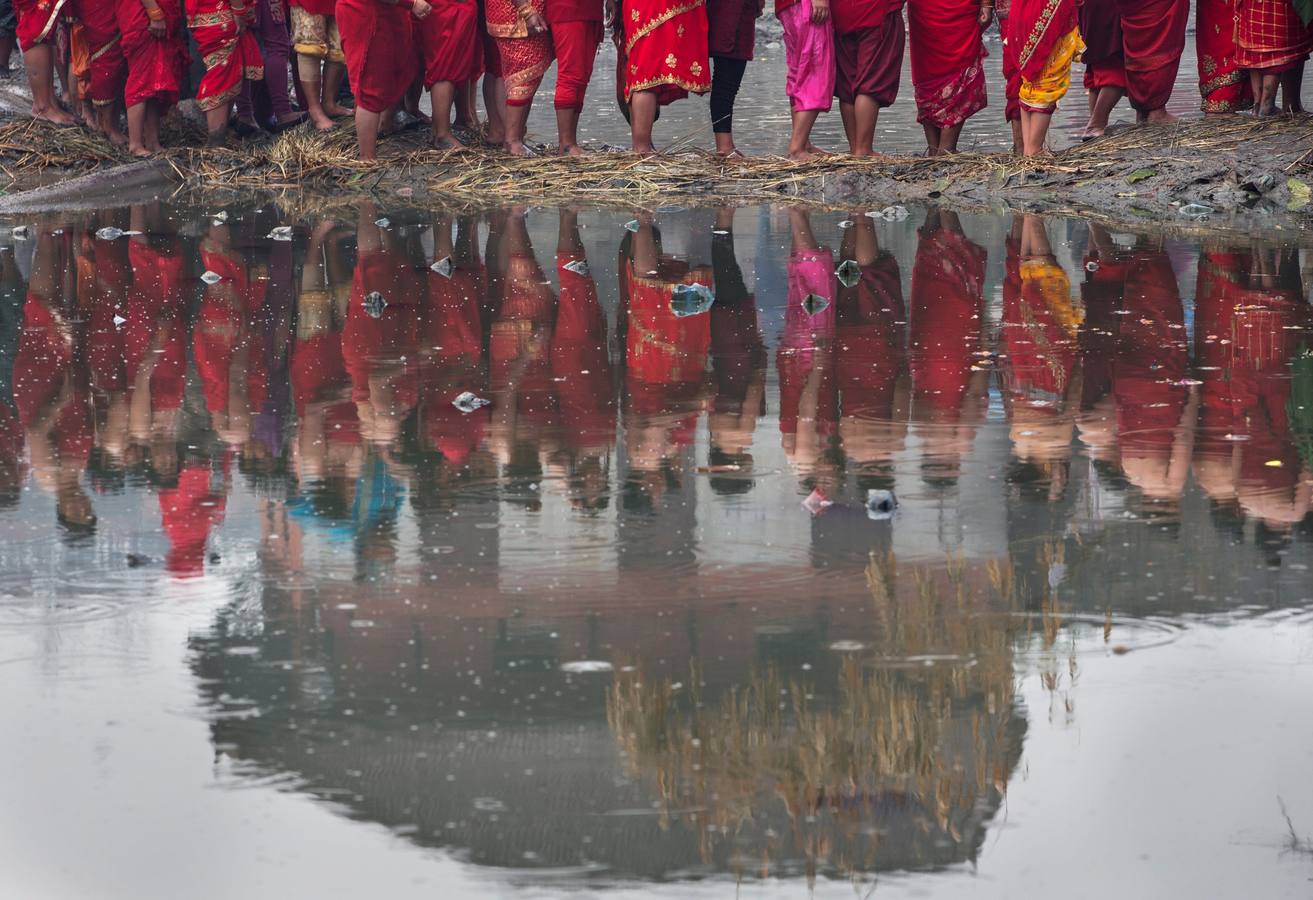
[1279,797,1313,859]
[606,555,1025,880]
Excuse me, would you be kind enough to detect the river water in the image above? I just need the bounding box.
[1,201,1312,899]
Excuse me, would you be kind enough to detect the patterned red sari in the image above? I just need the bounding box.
[186,0,266,112]
[1236,0,1313,73]
[1009,0,1077,86]
[621,0,711,103]
[1197,0,1252,111]
[485,0,554,104]
[14,0,66,50]
[907,0,988,128]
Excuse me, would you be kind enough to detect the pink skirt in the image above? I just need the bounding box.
[780,0,835,112]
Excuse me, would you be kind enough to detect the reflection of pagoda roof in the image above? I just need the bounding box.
[191,556,1027,883]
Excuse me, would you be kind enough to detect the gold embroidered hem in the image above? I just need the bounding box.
[624,0,704,54]
[625,74,712,96]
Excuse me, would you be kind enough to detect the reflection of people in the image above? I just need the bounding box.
[779,208,837,493]
[707,208,764,495]
[1001,215,1082,499]
[1112,237,1196,507]
[13,223,96,536]
[909,208,987,485]
[1194,244,1311,529]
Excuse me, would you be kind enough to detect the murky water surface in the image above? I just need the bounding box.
[2,200,1313,899]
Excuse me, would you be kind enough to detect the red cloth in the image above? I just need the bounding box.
[13,295,94,463]
[909,227,985,417]
[622,0,711,103]
[335,0,418,113]
[1235,0,1313,73]
[835,253,905,421]
[341,249,423,407]
[70,0,127,105]
[416,0,481,85]
[1116,0,1187,112]
[490,254,556,426]
[999,11,1020,120]
[1197,0,1252,111]
[835,8,903,105]
[907,0,987,128]
[1009,0,1076,84]
[14,0,66,50]
[831,0,901,35]
[477,2,502,76]
[624,258,711,414]
[1113,249,1187,455]
[126,240,188,412]
[497,33,554,105]
[552,19,601,108]
[1077,0,1126,90]
[186,0,266,112]
[292,0,337,12]
[546,0,602,23]
[706,0,756,60]
[159,465,226,577]
[552,252,615,449]
[116,0,187,108]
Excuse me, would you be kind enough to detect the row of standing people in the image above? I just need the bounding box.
[5,0,1313,162]
[2,205,1309,574]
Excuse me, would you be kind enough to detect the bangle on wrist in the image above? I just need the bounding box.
[146,6,165,20]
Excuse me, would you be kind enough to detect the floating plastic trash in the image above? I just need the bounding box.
[431,256,453,277]
[1177,203,1213,219]
[95,227,124,241]
[211,211,228,223]
[829,640,867,652]
[562,259,590,276]
[881,205,909,221]
[363,291,387,319]
[866,488,896,520]
[200,270,222,285]
[268,226,293,241]
[838,220,854,229]
[835,259,861,288]
[623,219,640,232]
[670,282,714,317]
[452,391,490,414]
[560,660,613,674]
[1086,260,1100,272]
[374,217,391,228]
[801,293,830,316]
[10,225,29,240]
[711,228,729,235]
[802,489,832,516]
[112,314,127,327]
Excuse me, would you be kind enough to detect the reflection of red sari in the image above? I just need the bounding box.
[1001,256,1080,413]
[420,257,486,462]
[490,254,557,426]
[835,253,904,420]
[342,249,423,408]
[335,0,417,113]
[624,258,711,415]
[194,248,267,417]
[1197,0,1253,111]
[1113,249,1187,455]
[14,296,94,463]
[14,0,66,50]
[85,238,132,397]
[909,227,985,419]
[621,0,711,103]
[1078,243,1127,408]
[552,252,614,449]
[159,465,226,577]
[1115,0,1188,112]
[907,0,988,128]
[116,0,187,108]
[127,240,189,412]
[186,0,266,112]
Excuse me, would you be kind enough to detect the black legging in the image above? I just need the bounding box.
[710,56,748,135]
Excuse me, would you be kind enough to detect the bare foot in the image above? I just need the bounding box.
[310,110,335,131]
[632,141,657,155]
[129,144,153,159]
[431,134,466,151]
[1145,109,1177,124]
[323,103,354,118]
[1079,123,1106,141]
[560,143,585,156]
[32,104,76,126]
[787,148,818,161]
[505,140,534,157]
[106,129,128,148]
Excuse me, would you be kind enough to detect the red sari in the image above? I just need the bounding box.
[1008,0,1077,89]
[1115,0,1188,112]
[416,0,480,86]
[1235,0,1313,73]
[14,0,65,50]
[621,0,711,103]
[1197,0,1252,110]
[116,0,187,108]
[336,0,417,113]
[907,0,988,128]
[69,0,127,106]
[186,0,265,112]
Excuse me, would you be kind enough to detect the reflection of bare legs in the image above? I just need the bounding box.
[788,207,820,252]
[1019,214,1053,259]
